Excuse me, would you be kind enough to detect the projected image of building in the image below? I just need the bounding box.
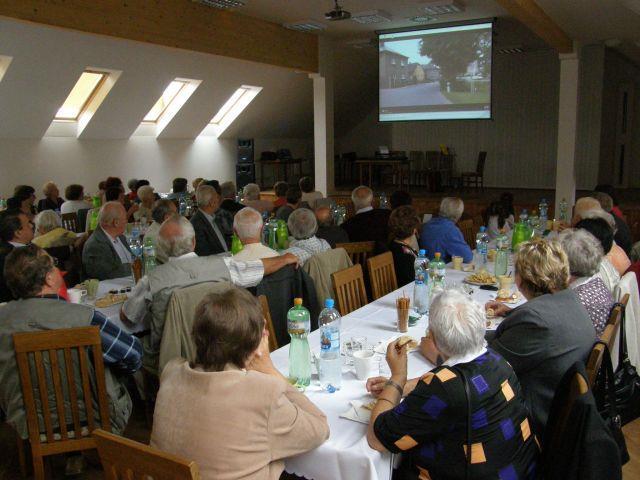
[379,45,409,89]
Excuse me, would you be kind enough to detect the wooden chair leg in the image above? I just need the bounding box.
[16,433,29,478]
[31,450,45,480]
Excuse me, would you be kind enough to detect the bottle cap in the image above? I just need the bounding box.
[324,298,334,308]
[434,252,441,259]
[293,298,303,306]
[419,249,426,256]
[479,226,486,232]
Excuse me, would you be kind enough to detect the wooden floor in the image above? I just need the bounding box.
[1,405,639,479]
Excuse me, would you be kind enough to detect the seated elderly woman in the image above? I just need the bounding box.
[151,287,329,480]
[133,184,155,223]
[419,197,473,263]
[285,208,331,265]
[37,181,64,212]
[559,228,614,337]
[366,290,539,479]
[485,239,595,437]
[31,210,77,248]
[388,206,421,287]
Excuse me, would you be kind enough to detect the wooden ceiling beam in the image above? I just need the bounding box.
[0,0,319,72]
[494,0,573,53]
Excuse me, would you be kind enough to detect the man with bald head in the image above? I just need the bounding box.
[121,214,300,373]
[340,185,391,246]
[82,201,133,280]
[315,206,349,248]
[571,197,602,226]
[232,207,279,261]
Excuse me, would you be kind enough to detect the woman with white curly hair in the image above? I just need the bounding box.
[31,210,76,248]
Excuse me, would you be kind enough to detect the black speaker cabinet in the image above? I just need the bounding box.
[237,138,254,164]
[236,164,255,189]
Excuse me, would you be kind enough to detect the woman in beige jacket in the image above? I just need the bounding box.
[151,287,329,480]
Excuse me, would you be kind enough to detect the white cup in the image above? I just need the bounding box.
[353,350,377,381]
[67,288,87,304]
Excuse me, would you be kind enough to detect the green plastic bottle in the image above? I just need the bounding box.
[231,234,244,255]
[276,220,289,250]
[287,298,311,389]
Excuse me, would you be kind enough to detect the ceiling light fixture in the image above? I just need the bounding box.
[283,21,327,32]
[421,0,465,15]
[192,0,245,9]
[351,10,392,24]
[409,15,436,23]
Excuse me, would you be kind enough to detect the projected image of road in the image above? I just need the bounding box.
[379,22,492,121]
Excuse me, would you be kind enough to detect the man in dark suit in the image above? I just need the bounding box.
[82,202,133,280]
[0,209,35,302]
[191,185,230,256]
[340,186,391,245]
[219,181,244,216]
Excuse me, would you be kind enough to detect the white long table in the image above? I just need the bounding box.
[91,277,148,333]
[271,266,524,480]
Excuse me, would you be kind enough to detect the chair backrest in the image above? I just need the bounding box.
[159,281,231,373]
[367,252,398,300]
[61,213,78,233]
[585,341,606,387]
[458,219,475,249]
[76,208,90,233]
[258,295,279,352]
[335,241,376,266]
[302,248,353,307]
[332,264,368,316]
[13,327,111,448]
[476,151,487,174]
[93,429,200,480]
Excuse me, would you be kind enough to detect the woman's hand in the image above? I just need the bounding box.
[419,334,442,365]
[365,376,388,398]
[385,339,408,382]
[485,301,512,317]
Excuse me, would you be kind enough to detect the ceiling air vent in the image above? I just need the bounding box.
[193,0,245,9]
[421,0,465,15]
[283,21,327,33]
[351,10,392,24]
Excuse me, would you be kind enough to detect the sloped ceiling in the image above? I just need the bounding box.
[0,18,313,140]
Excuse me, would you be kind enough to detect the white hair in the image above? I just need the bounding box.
[196,185,218,208]
[243,183,261,201]
[288,208,318,239]
[580,208,617,233]
[439,197,464,222]
[233,207,263,241]
[42,181,57,196]
[98,201,125,227]
[559,228,604,277]
[351,185,373,211]
[429,289,486,357]
[137,185,155,202]
[220,181,236,199]
[156,215,196,259]
[34,210,61,233]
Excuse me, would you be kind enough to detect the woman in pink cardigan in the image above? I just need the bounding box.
[151,287,329,480]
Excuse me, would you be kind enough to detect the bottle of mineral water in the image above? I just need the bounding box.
[379,192,389,209]
[559,198,568,222]
[475,227,489,266]
[414,250,429,314]
[143,237,157,275]
[178,195,187,216]
[429,252,446,288]
[287,298,311,388]
[520,209,529,225]
[539,198,549,229]
[318,299,342,392]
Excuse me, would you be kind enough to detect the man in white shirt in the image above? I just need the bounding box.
[120,215,299,373]
[232,207,279,262]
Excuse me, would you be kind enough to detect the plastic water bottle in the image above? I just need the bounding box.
[143,237,157,274]
[88,209,100,231]
[559,198,568,222]
[379,192,389,209]
[413,249,429,315]
[0,197,6,211]
[429,252,446,287]
[287,298,311,388]
[475,227,489,266]
[178,195,187,216]
[318,299,342,392]
[520,209,529,225]
[494,233,509,277]
[539,198,549,229]
[276,220,289,250]
[129,237,143,259]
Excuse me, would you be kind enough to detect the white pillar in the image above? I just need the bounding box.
[310,37,334,196]
[555,51,580,211]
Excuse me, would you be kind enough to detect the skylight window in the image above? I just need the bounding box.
[208,85,262,137]
[143,80,188,123]
[55,71,107,121]
[0,55,12,84]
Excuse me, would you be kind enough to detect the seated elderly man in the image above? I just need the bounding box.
[232,207,279,262]
[285,209,331,266]
[32,210,76,248]
[366,290,539,478]
[0,245,142,440]
[143,199,177,264]
[559,228,614,337]
[219,181,244,215]
[0,209,35,302]
[82,202,133,280]
[419,197,473,263]
[191,185,230,256]
[340,186,391,245]
[120,215,299,374]
[315,206,348,248]
[242,183,274,214]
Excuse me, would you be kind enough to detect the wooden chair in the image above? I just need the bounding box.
[61,212,78,233]
[458,219,475,250]
[13,326,111,479]
[367,252,398,300]
[93,429,200,480]
[461,151,487,190]
[259,295,279,352]
[585,341,606,387]
[335,241,376,267]
[332,264,368,316]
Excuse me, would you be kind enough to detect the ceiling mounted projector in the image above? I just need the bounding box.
[325,1,351,21]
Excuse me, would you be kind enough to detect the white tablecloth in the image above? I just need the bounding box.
[91,277,148,334]
[272,266,524,480]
